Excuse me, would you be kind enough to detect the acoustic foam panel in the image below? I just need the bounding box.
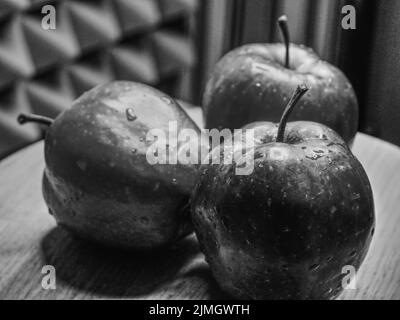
[0,0,198,159]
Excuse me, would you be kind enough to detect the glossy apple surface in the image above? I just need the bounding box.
[191,119,374,299]
[40,81,200,250]
[203,43,358,144]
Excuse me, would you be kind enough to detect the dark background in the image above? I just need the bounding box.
[1,0,399,159]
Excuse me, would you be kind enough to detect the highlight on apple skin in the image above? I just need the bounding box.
[192,85,374,300]
[20,81,201,250]
[203,15,359,145]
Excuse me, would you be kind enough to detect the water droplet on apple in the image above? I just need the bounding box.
[326,288,333,295]
[350,250,357,257]
[126,108,137,121]
[172,178,177,184]
[131,148,137,154]
[255,82,261,87]
[309,264,320,271]
[161,96,172,105]
[153,182,160,191]
[351,193,360,200]
[76,160,87,171]
[306,154,323,160]
[236,161,247,169]
[221,216,229,229]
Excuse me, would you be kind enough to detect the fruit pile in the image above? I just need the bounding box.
[18,16,374,300]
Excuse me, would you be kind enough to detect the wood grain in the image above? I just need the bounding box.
[0,107,399,300]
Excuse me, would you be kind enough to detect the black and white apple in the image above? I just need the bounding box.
[192,85,374,299]
[203,16,358,145]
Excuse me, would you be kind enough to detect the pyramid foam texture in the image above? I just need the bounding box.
[0,0,199,158]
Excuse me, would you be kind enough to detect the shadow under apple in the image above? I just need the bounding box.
[40,226,225,298]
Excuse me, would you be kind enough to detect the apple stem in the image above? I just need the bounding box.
[17,113,53,126]
[278,15,290,69]
[276,85,309,143]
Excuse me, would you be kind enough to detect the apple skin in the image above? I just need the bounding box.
[203,43,358,145]
[43,81,200,250]
[191,121,375,299]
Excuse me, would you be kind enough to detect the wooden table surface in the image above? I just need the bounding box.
[1,106,400,300]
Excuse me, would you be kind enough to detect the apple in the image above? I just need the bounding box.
[203,15,358,145]
[18,81,200,250]
[191,85,374,299]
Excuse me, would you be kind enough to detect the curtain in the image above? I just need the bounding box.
[201,0,400,145]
